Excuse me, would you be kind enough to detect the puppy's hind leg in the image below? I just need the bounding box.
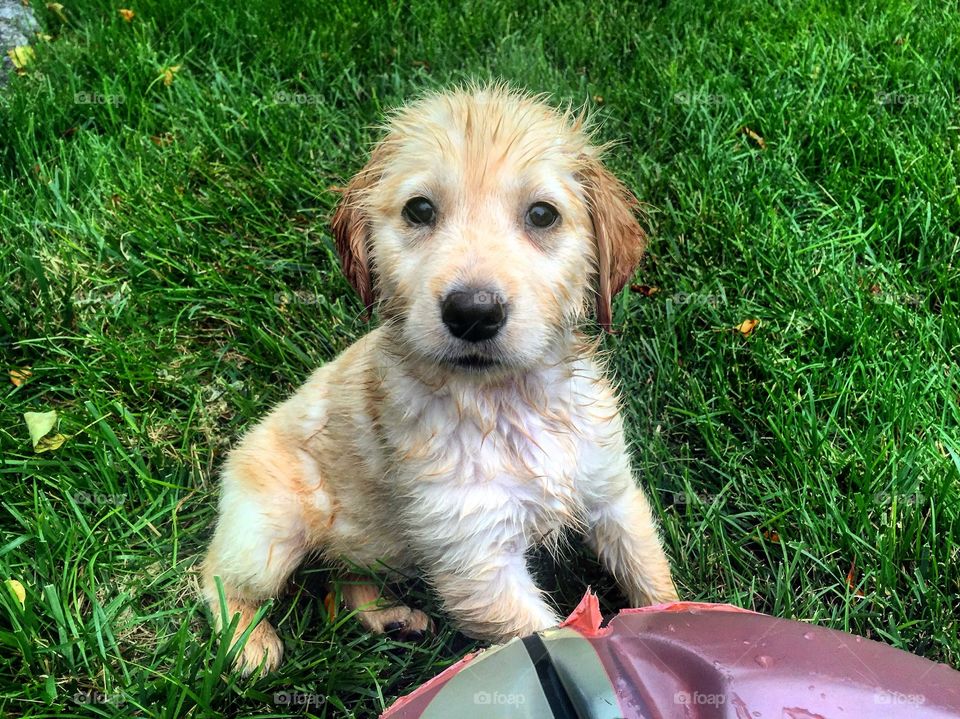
[337,574,432,642]
[202,430,320,676]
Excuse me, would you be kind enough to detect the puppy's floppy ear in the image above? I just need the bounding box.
[580,157,647,332]
[331,148,385,312]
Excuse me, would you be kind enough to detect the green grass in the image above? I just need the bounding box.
[2,0,958,716]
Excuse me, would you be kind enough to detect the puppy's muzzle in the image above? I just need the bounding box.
[441,288,507,342]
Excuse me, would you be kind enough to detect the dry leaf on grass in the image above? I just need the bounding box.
[161,65,181,86]
[7,46,35,69]
[23,410,69,453]
[630,284,661,297]
[10,368,32,387]
[846,559,865,597]
[118,8,134,21]
[5,579,26,608]
[46,2,67,22]
[741,126,767,150]
[323,592,338,622]
[735,318,759,336]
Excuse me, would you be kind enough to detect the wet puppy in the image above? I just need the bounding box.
[202,84,678,675]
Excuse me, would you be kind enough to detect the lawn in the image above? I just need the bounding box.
[1,0,958,716]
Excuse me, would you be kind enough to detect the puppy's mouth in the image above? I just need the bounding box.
[444,353,501,371]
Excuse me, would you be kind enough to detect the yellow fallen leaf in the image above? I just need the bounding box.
[10,368,32,387]
[161,64,181,86]
[5,579,26,608]
[119,8,134,21]
[7,46,35,69]
[741,126,767,150]
[24,410,57,446]
[23,410,70,453]
[36,433,69,453]
[46,2,67,22]
[735,318,759,336]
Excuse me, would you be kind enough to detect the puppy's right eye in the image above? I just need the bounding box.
[402,197,436,226]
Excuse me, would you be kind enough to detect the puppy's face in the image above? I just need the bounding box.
[333,87,646,374]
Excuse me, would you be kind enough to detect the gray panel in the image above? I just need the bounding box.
[541,627,624,719]
[420,638,554,719]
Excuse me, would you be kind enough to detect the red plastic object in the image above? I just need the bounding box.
[383,592,960,718]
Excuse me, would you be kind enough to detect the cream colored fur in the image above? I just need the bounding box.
[201,84,679,676]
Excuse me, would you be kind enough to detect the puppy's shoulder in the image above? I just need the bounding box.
[567,351,619,401]
[564,350,627,441]
[250,327,385,437]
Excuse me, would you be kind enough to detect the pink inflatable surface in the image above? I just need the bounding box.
[383,592,960,718]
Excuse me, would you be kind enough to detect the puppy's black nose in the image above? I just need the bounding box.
[441,289,507,342]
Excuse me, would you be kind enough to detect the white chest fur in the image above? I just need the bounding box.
[378,361,612,551]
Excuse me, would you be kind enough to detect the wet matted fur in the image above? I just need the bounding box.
[201,84,678,675]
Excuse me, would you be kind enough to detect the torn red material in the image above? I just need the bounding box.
[557,588,604,634]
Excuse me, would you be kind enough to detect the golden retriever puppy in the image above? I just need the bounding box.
[202,84,679,675]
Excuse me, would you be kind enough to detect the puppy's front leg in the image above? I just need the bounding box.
[583,451,679,606]
[424,539,561,641]
[201,421,318,676]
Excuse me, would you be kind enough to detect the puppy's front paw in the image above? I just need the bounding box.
[630,583,680,607]
[656,586,680,603]
[234,620,284,677]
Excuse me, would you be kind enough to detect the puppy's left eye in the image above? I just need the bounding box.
[526,202,560,229]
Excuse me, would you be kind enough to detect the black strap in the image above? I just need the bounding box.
[521,634,581,719]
